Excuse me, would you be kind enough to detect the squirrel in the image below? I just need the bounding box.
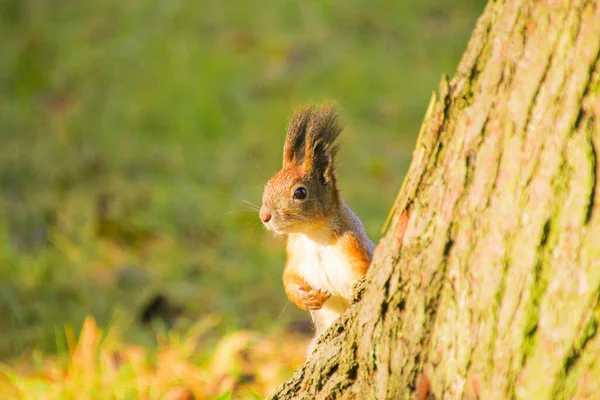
[259,104,375,352]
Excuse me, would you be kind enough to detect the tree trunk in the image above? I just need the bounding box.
[269,0,600,399]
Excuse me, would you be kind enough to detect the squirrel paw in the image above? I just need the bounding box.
[298,286,331,310]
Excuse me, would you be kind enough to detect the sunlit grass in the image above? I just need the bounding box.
[0,316,308,399]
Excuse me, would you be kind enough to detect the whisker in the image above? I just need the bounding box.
[241,199,261,210]
[223,210,260,215]
[277,301,289,320]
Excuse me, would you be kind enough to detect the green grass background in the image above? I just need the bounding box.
[0,0,485,359]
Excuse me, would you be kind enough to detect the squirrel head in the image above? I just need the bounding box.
[260,104,342,236]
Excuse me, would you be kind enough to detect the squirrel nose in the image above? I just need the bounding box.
[259,207,272,223]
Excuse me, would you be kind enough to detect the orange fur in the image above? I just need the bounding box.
[340,233,371,276]
[283,260,310,310]
[268,165,305,189]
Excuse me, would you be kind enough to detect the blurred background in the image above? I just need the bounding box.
[0,0,485,398]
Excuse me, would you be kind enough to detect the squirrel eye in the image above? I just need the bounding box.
[293,186,307,200]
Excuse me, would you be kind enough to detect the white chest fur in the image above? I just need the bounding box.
[291,234,358,299]
[290,233,361,336]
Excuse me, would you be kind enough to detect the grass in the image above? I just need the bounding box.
[0,316,309,399]
[0,0,485,397]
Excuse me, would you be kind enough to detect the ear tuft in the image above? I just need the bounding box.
[283,106,312,166]
[304,104,342,181]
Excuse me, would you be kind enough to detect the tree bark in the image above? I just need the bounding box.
[269,0,600,399]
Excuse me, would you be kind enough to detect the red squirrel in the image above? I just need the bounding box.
[259,104,374,352]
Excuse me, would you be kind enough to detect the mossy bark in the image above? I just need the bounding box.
[269,0,600,399]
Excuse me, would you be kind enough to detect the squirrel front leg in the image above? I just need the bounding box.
[283,262,330,310]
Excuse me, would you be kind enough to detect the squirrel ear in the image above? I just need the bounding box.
[283,106,312,166]
[310,140,338,184]
[304,104,342,183]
